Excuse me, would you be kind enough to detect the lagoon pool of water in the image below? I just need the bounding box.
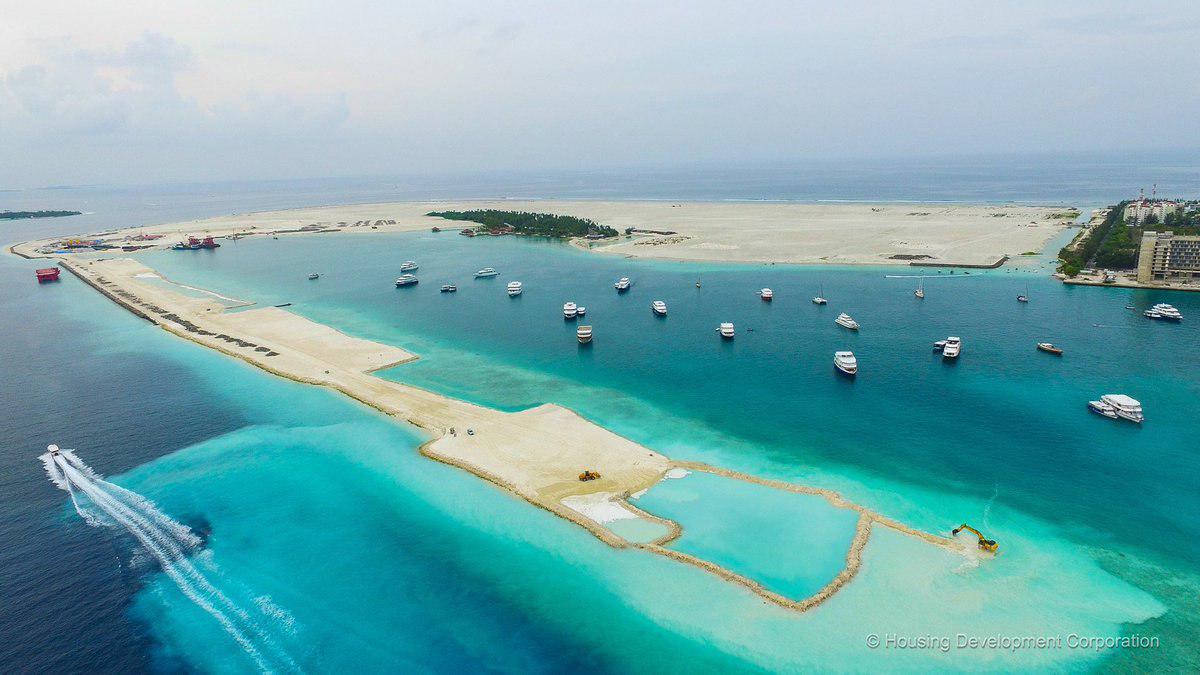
[633,471,860,600]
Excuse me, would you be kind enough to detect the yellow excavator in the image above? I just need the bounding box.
[952,523,998,552]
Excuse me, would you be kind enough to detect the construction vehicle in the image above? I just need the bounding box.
[578,470,601,482]
[952,524,998,552]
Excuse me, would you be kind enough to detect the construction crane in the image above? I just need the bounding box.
[952,523,998,552]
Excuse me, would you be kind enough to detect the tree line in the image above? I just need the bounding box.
[427,210,618,238]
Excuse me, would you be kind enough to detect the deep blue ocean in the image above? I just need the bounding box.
[2,155,1198,672]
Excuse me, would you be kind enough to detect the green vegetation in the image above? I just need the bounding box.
[426,210,618,238]
[1047,210,1081,220]
[1058,202,1125,276]
[1020,251,1039,256]
[0,210,81,220]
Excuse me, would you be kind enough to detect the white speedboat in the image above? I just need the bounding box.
[614,277,631,292]
[1088,400,1118,419]
[942,336,962,359]
[400,261,419,272]
[577,325,593,344]
[507,281,523,296]
[834,351,858,376]
[563,302,578,319]
[576,306,586,316]
[652,300,667,316]
[395,274,419,287]
[308,273,320,280]
[440,284,457,293]
[474,268,499,278]
[719,322,735,339]
[1101,394,1144,423]
[835,313,859,330]
[760,288,773,301]
[932,339,947,352]
[812,295,827,305]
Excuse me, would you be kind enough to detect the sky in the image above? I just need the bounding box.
[1,1,1198,188]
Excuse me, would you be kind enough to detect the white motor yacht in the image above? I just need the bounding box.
[563,302,578,319]
[834,351,858,376]
[507,281,523,296]
[440,284,457,293]
[942,336,962,359]
[576,306,586,316]
[835,313,859,330]
[915,281,924,299]
[614,277,631,292]
[400,261,419,272]
[1100,394,1144,423]
[308,273,320,280]
[932,339,947,352]
[1150,303,1183,321]
[652,300,667,316]
[760,288,773,301]
[395,274,419,287]
[719,322,735,339]
[577,325,593,344]
[474,268,499,278]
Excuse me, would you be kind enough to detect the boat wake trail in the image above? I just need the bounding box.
[982,482,1000,530]
[40,447,297,673]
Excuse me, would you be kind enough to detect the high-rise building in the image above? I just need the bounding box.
[1137,231,1200,283]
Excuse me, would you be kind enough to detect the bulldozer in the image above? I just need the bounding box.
[578,470,601,482]
[952,523,998,552]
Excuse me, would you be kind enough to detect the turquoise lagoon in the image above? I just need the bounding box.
[56,229,1200,670]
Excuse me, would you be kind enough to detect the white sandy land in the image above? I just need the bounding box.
[60,258,671,518]
[561,492,641,523]
[14,200,1075,267]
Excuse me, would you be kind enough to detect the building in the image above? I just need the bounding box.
[1137,231,1200,283]
[1124,200,1180,225]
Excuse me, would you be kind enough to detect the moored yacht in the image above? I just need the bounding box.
[834,351,858,376]
[719,322,735,339]
[760,288,773,301]
[614,277,631,292]
[1100,394,1144,423]
[835,313,859,330]
[1088,400,1118,419]
[507,281,523,296]
[1036,342,1063,355]
[563,302,578,319]
[915,280,924,299]
[577,325,593,344]
[395,274,419,287]
[942,336,962,359]
[440,284,457,293]
[308,273,320,280]
[576,306,587,316]
[400,261,419,272]
[474,267,499,278]
[1149,303,1182,321]
[652,300,667,316]
[812,293,827,305]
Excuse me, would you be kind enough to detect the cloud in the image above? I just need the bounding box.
[0,30,350,183]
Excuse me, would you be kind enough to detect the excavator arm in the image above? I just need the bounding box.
[952,523,998,552]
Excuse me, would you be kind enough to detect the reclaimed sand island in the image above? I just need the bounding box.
[42,253,984,612]
[13,200,1077,268]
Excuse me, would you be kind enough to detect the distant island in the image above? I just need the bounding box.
[427,210,618,238]
[1,210,82,220]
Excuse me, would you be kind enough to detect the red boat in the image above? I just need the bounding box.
[36,267,61,282]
